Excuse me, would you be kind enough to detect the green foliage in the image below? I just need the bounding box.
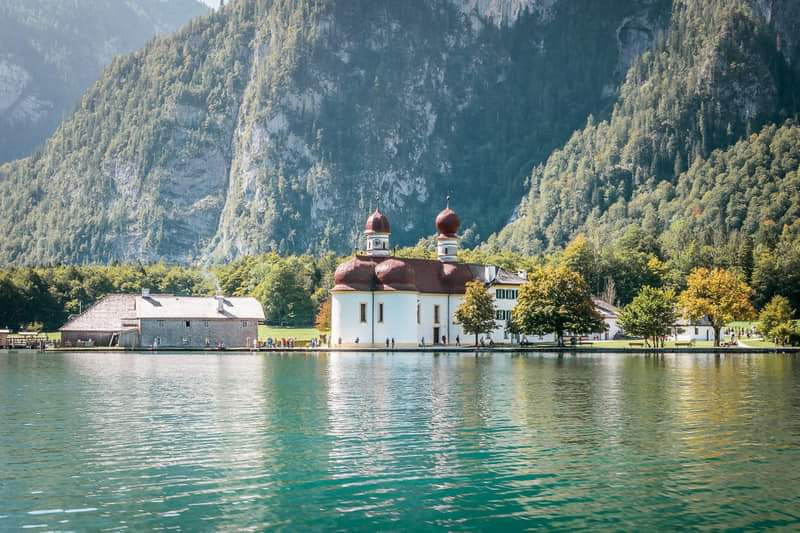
[215,252,339,326]
[252,262,314,327]
[559,234,600,291]
[618,286,678,347]
[454,280,496,346]
[0,253,339,331]
[751,230,800,310]
[679,267,756,346]
[513,264,604,345]
[768,322,800,347]
[0,0,208,163]
[757,295,795,344]
[0,263,213,331]
[0,0,672,264]
[496,0,800,258]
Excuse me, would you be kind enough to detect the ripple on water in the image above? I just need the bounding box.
[0,351,799,531]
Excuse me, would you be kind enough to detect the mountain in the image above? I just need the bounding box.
[2,0,799,267]
[0,0,671,264]
[0,0,209,163]
[492,0,800,253]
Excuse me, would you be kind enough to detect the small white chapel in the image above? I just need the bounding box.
[330,202,528,347]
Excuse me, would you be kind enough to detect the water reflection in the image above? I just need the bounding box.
[0,351,798,531]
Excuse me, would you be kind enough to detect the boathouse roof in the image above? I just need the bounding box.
[135,295,265,320]
[60,294,265,332]
[59,294,137,332]
[591,298,620,319]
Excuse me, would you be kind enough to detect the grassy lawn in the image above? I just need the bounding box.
[258,326,321,342]
[738,339,780,348]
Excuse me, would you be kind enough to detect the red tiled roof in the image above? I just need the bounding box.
[333,256,521,293]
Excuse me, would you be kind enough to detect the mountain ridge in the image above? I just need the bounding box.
[0,0,210,163]
[2,0,800,267]
[0,0,670,264]
[491,0,800,254]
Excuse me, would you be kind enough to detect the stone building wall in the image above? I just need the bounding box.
[139,318,258,348]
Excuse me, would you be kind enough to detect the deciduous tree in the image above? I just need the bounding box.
[513,265,605,346]
[455,280,496,346]
[758,295,795,345]
[618,286,678,347]
[679,267,756,346]
[315,298,332,332]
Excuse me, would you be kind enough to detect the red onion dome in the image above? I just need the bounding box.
[440,262,474,290]
[333,258,375,291]
[435,207,460,237]
[365,209,391,234]
[375,259,416,291]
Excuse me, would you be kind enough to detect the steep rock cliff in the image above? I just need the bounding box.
[0,0,209,163]
[0,0,668,264]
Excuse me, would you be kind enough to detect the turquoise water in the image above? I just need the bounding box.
[1,352,799,531]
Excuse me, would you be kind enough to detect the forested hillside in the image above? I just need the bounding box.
[1,0,799,267]
[494,0,800,253]
[0,0,209,163]
[0,0,670,264]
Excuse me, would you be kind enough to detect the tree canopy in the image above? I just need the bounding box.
[454,280,496,346]
[758,296,796,345]
[618,286,678,347]
[679,267,756,346]
[513,265,604,345]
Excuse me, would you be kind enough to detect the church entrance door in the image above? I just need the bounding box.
[433,327,440,344]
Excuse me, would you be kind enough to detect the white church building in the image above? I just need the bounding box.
[331,203,551,347]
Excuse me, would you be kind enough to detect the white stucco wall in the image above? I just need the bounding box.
[417,293,465,345]
[674,324,714,341]
[374,292,418,346]
[332,286,627,347]
[489,285,517,343]
[332,291,418,346]
[583,317,621,341]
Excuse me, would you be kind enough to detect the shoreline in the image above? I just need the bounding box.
[32,345,800,354]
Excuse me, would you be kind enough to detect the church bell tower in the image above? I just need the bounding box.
[435,197,460,263]
[364,208,391,257]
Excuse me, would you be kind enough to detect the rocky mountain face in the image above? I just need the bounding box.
[0,0,671,264]
[3,0,798,266]
[0,0,209,163]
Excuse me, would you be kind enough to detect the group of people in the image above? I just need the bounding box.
[336,336,465,348]
[418,335,461,347]
[726,327,755,339]
[266,337,296,348]
[308,338,325,348]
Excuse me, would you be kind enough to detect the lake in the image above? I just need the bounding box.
[1,351,799,531]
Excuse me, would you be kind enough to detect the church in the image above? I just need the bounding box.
[330,203,528,347]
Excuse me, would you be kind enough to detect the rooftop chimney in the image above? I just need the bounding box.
[142,288,150,297]
[215,291,224,313]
